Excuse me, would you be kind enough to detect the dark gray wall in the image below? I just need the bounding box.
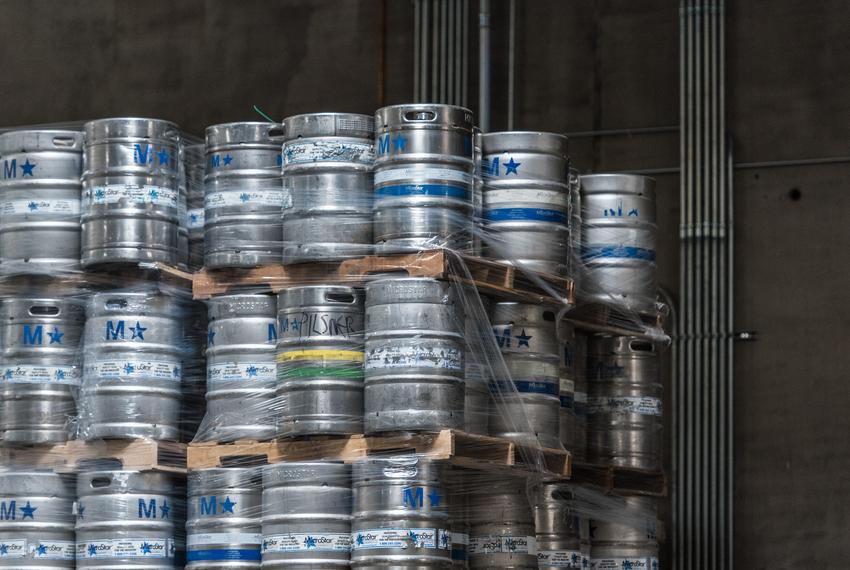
[0,0,842,566]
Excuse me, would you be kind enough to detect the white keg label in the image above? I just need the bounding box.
[188,532,262,546]
[591,556,658,569]
[77,538,175,559]
[469,534,537,555]
[85,359,182,382]
[205,189,284,208]
[586,396,662,416]
[574,391,587,403]
[365,345,462,371]
[283,140,374,165]
[85,184,178,207]
[207,361,276,382]
[1,199,81,215]
[352,528,449,550]
[375,166,473,185]
[262,533,351,552]
[538,549,584,567]
[560,378,575,392]
[451,532,469,546]
[187,207,205,229]
[0,364,80,385]
[28,540,76,560]
[0,538,27,558]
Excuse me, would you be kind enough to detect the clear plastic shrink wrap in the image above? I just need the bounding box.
[0,106,668,570]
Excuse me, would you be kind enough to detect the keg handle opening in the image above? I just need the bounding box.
[267,125,286,141]
[52,135,79,147]
[90,477,113,489]
[28,305,60,316]
[542,311,556,322]
[629,340,655,353]
[325,292,356,304]
[105,299,129,309]
[403,110,438,123]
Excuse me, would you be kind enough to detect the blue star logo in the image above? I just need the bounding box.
[285,147,295,161]
[130,321,147,340]
[95,189,106,201]
[246,366,258,378]
[239,193,251,202]
[223,154,233,166]
[428,489,441,507]
[55,369,66,381]
[504,157,521,175]
[583,558,589,568]
[20,501,37,519]
[141,542,152,555]
[276,153,283,166]
[440,532,449,548]
[88,544,97,556]
[123,363,135,375]
[628,208,639,217]
[207,330,216,346]
[172,366,180,378]
[221,496,236,513]
[27,201,38,211]
[0,544,8,555]
[262,540,269,551]
[304,535,317,549]
[47,327,64,344]
[36,544,47,556]
[190,213,198,224]
[159,500,170,518]
[4,369,13,380]
[149,188,159,201]
[290,319,301,332]
[392,133,407,151]
[408,530,419,544]
[157,150,169,165]
[623,561,633,570]
[652,561,658,570]
[77,504,85,519]
[516,329,532,348]
[356,534,364,546]
[20,159,36,177]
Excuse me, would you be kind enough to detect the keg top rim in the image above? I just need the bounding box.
[205,121,284,145]
[579,172,657,191]
[84,117,180,130]
[283,112,376,140]
[481,130,569,156]
[0,128,85,152]
[375,103,474,131]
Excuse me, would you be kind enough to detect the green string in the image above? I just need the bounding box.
[253,105,275,123]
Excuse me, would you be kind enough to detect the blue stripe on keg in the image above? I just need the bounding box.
[375,183,469,199]
[560,394,574,408]
[581,245,657,261]
[485,207,568,224]
[452,548,468,561]
[186,548,262,562]
[490,380,560,396]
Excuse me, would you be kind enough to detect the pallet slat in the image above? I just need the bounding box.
[192,251,573,304]
[186,430,571,479]
[0,439,187,473]
[571,462,667,496]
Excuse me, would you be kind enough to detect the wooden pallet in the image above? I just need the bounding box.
[187,429,571,478]
[570,461,667,496]
[565,300,668,340]
[0,439,187,474]
[0,262,194,296]
[192,250,574,304]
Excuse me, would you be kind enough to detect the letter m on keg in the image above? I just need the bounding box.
[199,496,217,516]
[139,498,157,519]
[377,134,391,155]
[3,159,16,179]
[134,144,153,164]
[0,500,16,520]
[22,325,43,345]
[106,320,125,340]
[481,156,500,176]
[403,487,424,508]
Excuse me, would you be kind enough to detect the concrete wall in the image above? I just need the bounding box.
[0,0,842,566]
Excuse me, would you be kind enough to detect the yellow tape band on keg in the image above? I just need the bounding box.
[276,349,365,363]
